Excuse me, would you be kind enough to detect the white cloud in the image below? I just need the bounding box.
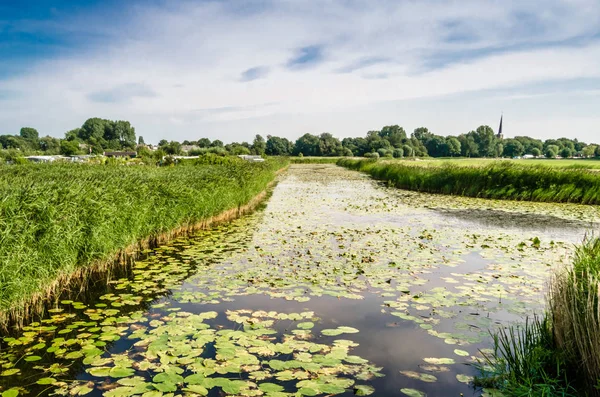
[1,0,600,142]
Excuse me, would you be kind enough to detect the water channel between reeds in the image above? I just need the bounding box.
[2,164,599,397]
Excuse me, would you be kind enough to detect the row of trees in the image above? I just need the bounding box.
[2,119,600,159]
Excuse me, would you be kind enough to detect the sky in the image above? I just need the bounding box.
[1,0,600,144]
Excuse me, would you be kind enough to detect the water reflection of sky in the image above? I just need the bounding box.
[2,164,597,397]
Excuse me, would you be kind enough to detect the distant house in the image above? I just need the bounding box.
[26,155,69,163]
[522,154,536,159]
[104,151,137,158]
[238,155,265,162]
[181,145,200,153]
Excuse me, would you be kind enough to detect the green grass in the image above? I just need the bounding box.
[0,158,288,318]
[477,237,600,396]
[337,158,600,204]
[381,157,600,169]
[290,156,342,164]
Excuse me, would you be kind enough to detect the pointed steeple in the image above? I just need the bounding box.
[497,114,503,139]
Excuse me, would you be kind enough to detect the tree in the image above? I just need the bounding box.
[293,133,320,156]
[424,135,446,157]
[112,120,136,149]
[402,144,414,157]
[412,127,433,142]
[545,145,559,158]
[445,137,461,157]
[251,134,266,155]
[582,145,597,158]
[531,148,542,157]
[393,148,404,158]
[138,136,145,145]
[20,127,39,140]
[163,141,182,155]
[39,136,61,153]
[60,140,80,156]
[379,125,406,147]
[458,133,479,157]
[474,125,496,157]
[317,133,343,156]
[158,139,168,147]
[210,140,224,148]
[596,145,600,157]
[503,139,525,158]
[197,138,211,148]
[559,147,572,158]
[266,136,293,156]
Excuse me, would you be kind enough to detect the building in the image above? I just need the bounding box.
[238,155,264,162]
[496,114,503,139]
[104,151,137,158]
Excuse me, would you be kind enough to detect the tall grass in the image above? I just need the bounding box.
[337,158,600,204]
[478,238,600,396]
[0,158,287,322]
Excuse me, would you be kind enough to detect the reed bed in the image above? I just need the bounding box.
[478,237,600,396]
[0,158,288,325]
[337,158,600,204]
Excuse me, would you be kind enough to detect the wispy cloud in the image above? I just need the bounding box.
[286,45,324,69]
[1,0,600,142]
[87,83,156,103]
[240,66,269,81]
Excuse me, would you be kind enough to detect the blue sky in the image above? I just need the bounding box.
[1,0,600,143]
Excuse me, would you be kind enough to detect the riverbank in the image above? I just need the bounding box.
[337,158,600,204]
[477,236,600,396]
[0,158,288,328]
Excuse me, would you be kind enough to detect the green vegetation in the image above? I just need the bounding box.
[380,157,600,169]
[290,156,341,164]
[337,158,600,204]
[0,157,287,320]
[478,237,600,396]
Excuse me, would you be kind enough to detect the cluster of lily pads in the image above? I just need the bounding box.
[1,164,596,397]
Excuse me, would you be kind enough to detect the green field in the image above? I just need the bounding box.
[0,158,288,323]
[382,157,600,169]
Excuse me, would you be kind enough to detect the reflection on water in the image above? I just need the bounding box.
[1,164,596,397]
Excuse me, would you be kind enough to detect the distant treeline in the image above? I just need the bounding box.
[2,119,600,160]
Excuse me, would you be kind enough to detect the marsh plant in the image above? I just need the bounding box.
[337,159,600,204]
[0,158,287,326]
[478,237,600,396]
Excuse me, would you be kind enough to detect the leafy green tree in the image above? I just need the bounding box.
[531,148,542,157]
[293,133,320,156]
[251,134,266,155]
[138,136,145,145]
[210,140,224,148]
[559,147,572,158]
[197,138,211,148]
[266,136,293,155]
[60,140,80,156]
[474,125,496,157]
[379,125,406,147]
[402,144,414,157]
[39,136,61,154]
[424,135,446,157]
[445,137,461,157]
[393,148,404,158]
[503,139,525,158]
[317,133,343,156]
[412,127,433,142]
[545,145,559,158]
[595,145,600,157]
[19,127,39,140]
[163,141,182,155]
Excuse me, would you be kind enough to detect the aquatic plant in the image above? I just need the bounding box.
[478,237,600,396]
[0,158,287,326]
[337,158,600,204]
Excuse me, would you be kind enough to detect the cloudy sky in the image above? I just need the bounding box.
[1,0,600,144]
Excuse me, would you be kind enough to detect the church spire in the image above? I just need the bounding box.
[497,114,503,139]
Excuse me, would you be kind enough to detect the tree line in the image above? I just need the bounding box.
[2,118,600,160]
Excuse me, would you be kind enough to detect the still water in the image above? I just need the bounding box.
[1,164,597,397]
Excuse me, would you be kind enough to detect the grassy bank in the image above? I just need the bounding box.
[382,158,600,169]
[337,158,600,204]
[0,158,288,324]
[477,237,600,396]
[290,156,342,164]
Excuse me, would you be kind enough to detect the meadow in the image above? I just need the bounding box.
[0,158,287,325]
[338,158,600,204]
[385,157,600,169]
